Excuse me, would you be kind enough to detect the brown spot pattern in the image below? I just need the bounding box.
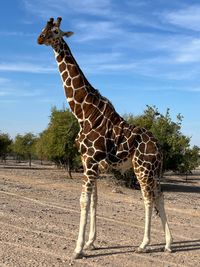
[42,35,163,202]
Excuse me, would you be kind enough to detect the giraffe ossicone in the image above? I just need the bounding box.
[37,17,173,259]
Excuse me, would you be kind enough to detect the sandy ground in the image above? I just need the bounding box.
[0,162,199,267]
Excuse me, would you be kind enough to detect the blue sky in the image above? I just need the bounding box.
[0,0,200,146]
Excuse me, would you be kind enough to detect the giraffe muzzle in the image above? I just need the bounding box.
[37,36,44,45]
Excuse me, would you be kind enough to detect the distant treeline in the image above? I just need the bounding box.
[0,105,199,180]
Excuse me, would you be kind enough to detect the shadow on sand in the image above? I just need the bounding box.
[0,165,54,171]
[162,182,200,193]
[85,239,200,258]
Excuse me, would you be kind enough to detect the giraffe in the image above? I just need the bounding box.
[37,17,173,259]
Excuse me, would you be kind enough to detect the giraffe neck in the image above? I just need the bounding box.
[53,38,95,122]
[53,38,123,133]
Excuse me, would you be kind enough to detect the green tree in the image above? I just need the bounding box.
[124,105,199,174]
[0,132,12,162]
[12,133,37,167]
[176,146,200,175]
[36,107,80,177]
[35,131,49,164]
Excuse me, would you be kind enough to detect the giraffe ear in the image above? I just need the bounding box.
[62,31,74,38]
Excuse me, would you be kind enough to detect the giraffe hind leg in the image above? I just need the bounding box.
[137,197,153,253]
[154,192,173,252]
[84,180,97,251]
[135,182,154,253]
[132,157,159,252]
[134,174,173,253]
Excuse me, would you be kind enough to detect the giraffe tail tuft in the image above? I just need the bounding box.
[153,206,160,217]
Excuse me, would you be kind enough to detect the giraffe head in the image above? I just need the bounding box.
[37,17,73,46]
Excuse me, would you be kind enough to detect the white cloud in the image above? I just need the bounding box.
[0,77,10,84]
[23,0,112,18]
[75,20,122,42]
[165,5,200,31]
[0,99,19,104]
[0,89,41,98]
[0,31,34,37]
[187,87,200,92]
[0,62,56,74]
[0,91,10,96]
[21,0,200,82]
[78,52,122,65]
[174,39,200,63]
[0,76,43,99]
[0,85,43,99]
[66,0,112,16]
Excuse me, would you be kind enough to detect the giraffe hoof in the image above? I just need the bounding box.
[84,243,96,251]
[72,251,86,260]
[164,247,172,253]
[136,247,147,253]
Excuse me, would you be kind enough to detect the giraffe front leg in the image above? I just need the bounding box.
[84,180,97,250]
[72,191,91,259]
[137,201,153,253]
[72,156,98,259]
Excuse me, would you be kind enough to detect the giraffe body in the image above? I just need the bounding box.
[37,18,172,259]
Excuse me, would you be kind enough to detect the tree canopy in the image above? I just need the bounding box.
[0,132,12,162]
[124,105,199,173]
[35,107,80,177]
[1,105,199,182]
[12,133,37,167]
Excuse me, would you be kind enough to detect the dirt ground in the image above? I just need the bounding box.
[0,162,199,267]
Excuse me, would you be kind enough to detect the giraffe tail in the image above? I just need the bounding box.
[153,156,164,217]
[153,206,160,217]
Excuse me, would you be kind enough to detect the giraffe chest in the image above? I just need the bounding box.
[76,121,136,157]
